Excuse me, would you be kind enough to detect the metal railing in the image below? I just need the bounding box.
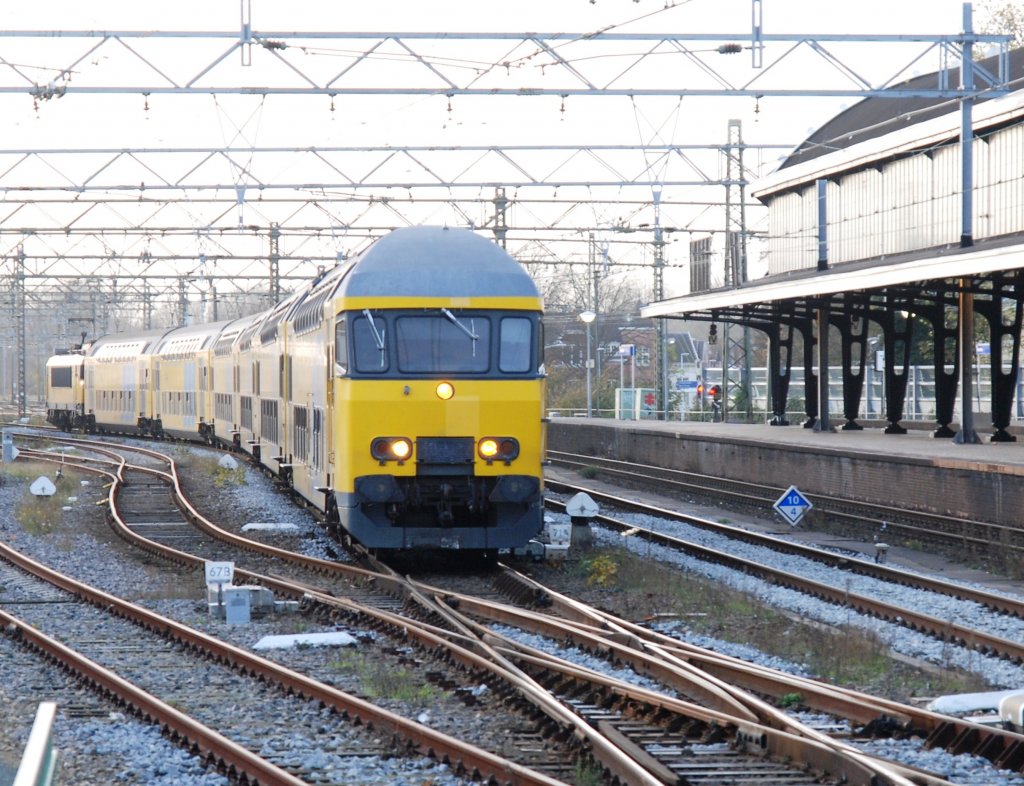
[13,703,58,786]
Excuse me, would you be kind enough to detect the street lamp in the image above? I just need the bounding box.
[579,311,596,417]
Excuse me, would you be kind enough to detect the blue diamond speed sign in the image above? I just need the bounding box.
[773,485,812,526]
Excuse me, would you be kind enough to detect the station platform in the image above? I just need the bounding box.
[546,417,1024,529]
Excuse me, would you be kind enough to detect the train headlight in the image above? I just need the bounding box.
[478,437,519,465]
[371,437,413,464]
[479,438,499,459]
[435,382,455,400]
[391,438,412,460]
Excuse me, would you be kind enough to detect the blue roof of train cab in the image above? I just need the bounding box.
[338,226,539,300]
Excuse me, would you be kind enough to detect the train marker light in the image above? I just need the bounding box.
[436,382,455,400]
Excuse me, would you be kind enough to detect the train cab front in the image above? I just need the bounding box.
[331,301,546,551]
[342,430,543,551]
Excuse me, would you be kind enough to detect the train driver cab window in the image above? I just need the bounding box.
[498,317,533,374]
[352,311,390,373]
[334,317,348,376]
[396,312,490,373]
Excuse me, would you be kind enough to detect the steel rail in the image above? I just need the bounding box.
[298,560,1024,781]
[14,435,994,782]
[395,578,668,786]
[0,534,568,786]
[435,584,907,724]
[27,439,705,784]
[524,569,1024,769]
[31,442,1024,773]
[18,437,381,581]
[428,593,925,786]
[0,609,310,786]
[546,474,1024,618]
[304,585,748,785]
[498,567,1024,774]
[349,561,913,786]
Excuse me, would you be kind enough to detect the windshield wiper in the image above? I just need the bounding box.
[362,309,387,366]
[442,308,479,341]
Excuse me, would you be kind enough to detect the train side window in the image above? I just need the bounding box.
[498,317,532,373]
[334,318,348,376]
[51,367,73,388]
[537,320,545,373]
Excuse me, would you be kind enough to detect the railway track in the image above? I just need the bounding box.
[545,472,1024,617]
[546,449,1024,564]
[346,562,943,786]
[7,431,1024,784]
[0,506,567,785]
[9,438,571,784]
[424,568,1024,780]
[543,477,1024,663]
[0,571,311,785]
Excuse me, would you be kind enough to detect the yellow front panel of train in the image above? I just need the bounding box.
[333,378,544,490]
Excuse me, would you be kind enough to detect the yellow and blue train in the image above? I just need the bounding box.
[46,226,547,552]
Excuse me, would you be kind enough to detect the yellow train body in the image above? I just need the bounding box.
[46,226,546,552]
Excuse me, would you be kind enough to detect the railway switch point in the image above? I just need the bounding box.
[208,585,280,622]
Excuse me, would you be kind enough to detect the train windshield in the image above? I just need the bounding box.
[343,311,537,377]
[396,314,490,373]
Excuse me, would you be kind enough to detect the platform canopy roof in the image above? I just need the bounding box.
[642,237,1024,321]
[641,47,1024,323]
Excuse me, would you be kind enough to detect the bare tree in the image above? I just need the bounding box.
[978,0,1024,48]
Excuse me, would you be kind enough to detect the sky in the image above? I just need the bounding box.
[0,0,1002,300]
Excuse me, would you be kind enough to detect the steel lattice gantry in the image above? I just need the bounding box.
[0,19,1010,282]
[0,26,1011,99]
[0,6,1014,415]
